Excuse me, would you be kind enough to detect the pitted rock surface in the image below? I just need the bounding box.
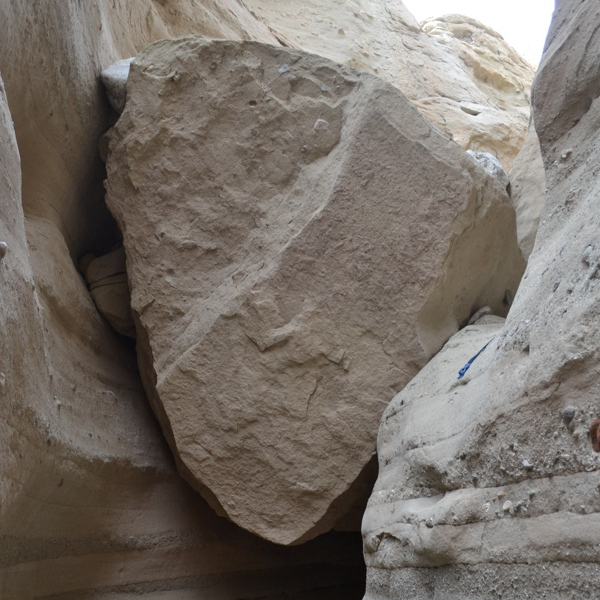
[105,37,524,545]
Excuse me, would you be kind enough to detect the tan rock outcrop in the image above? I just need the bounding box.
[245,1,534,168]
[0,0,278,263]
[105,37,525,546]
[363,2,600,597]
[416,15,534,169]
[0,0,537,594]
[0,3,364,598]
[0,72,50,528]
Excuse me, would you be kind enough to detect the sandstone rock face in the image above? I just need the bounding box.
[82,245,136,337]
[0,72,50,528]
[0,0,278,262]
[245,2,534,168]
[363,2,600,597]
[0,3,365,598]
[417,15,534,169]
[0,0,538,595]
[509,123,546,258]
[105,37,525,546]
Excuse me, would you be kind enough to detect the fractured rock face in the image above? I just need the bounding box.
[105,37,524,545]
[363,2,600,597]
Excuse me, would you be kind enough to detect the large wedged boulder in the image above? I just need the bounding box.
[0,3,366,598]
[105,37,525,545]
[363,2,600,597]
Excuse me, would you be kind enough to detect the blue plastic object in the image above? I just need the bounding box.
[457,338,494,380]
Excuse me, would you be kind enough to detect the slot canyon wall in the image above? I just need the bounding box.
[363,1,600,598]
[0,0,564,598]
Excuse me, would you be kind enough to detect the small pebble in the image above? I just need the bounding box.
[562,406,577,424]
[560,148,573,161]
[522,459,534,470]
[0,241,7,259]
[278,64,290,74]
[502,500,512,512]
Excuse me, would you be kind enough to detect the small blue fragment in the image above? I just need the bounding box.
[457,338,494,380]
[278,64,290,74]
[321,85,329,93]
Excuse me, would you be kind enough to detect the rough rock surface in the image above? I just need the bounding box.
[105,37,525,546]
[466,150,510,193]
[509,123,546,258]
[245,2,534,167]
[363,2,600,597]
[417,15,534,169]
[0,2,365,598]
[101,58,135,113]
[82,245,136,337]
[0,0,539,595]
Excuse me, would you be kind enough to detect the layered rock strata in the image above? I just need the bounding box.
[105,37,525,546]
[363,2,600,597]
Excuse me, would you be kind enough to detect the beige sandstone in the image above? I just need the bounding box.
[416,15,534,169]
[245,1,534,168]
[0,0,541,595]
[105,37,525,546]
[363,2,600,597]
[82,245,136,338]
[509,122,546,258]
[0,2,364,598]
